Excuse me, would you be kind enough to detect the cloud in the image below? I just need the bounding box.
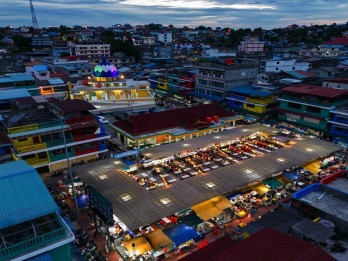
[0,0,346,29]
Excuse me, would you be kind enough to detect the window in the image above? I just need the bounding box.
[246,104,255,108]
[210,81,224,88]
[52,147,71,155]
[303,117,320,124]
[288,102,301,109]
[198,79,208,85]
[77,142,97,151]
[38,152,48,159]
[306,106,321,113]
[22,154,36,160]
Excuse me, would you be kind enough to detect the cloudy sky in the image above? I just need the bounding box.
[1,0,347,29]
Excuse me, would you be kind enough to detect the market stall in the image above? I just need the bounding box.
[192,196,232,221]
[263,178,283,189]
[163,223,199,250]
[123,236,153,259]
[144,229,173,258]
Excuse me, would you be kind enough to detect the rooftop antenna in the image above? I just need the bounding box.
[29,0,39,30]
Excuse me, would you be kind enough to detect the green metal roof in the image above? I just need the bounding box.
[0,160,58,229]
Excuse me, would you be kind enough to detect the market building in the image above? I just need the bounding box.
[1,97,110,174]
[71,57,155,113]
[74,124,340,259]
[278,85,348,135]
[111,103,243,149]
[0,160,75,260]
[227,85,280,117]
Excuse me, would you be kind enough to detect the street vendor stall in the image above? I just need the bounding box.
[163,223,199,250]
[263,178,283,189]
[144,229,173,258]
[192,196,232,221]
[123,236,153,258]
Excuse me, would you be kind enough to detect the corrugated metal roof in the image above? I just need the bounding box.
[0,89,31,100]
[32,65,49,72]
[75,126,341,230]
[0,160,58,229]
[6,73,35,82]
[48,77,64,85]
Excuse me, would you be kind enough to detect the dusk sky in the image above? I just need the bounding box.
[1,0,347,29]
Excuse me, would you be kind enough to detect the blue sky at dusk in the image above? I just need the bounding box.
[1,0,347,29]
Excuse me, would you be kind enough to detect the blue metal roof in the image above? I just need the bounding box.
[0,160,58,229]
[229,85,279,97]
[7,74,35,82]
[163,223,199,247]
[32,65,49,71]
[187,91,225,102]
[0,89,31,100]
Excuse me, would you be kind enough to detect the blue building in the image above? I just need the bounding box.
[0,160,75,260]
[328,106,348,147]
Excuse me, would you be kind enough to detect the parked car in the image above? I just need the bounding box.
[97,116,109,124]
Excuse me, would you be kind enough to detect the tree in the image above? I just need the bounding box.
[12,35,32,52]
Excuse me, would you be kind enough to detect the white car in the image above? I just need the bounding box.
[97,116,109,125]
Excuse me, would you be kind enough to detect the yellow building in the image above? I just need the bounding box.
[227,85,280,116]
[71,57,155,113]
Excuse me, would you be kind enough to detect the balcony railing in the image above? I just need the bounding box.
[0,227,66,260]
[16,143,47,154]
[25,157,50,166]
[7,124,38,134]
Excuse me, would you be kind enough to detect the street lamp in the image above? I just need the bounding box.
[59,116,80,217]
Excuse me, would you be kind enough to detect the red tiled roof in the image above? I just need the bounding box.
[323,78,348,84]
[113,103,234,136]
[283,84,348,98]
[295,70,314,77]
[182,228,335,261]
[322,37,348,46]
[52,99,96,113]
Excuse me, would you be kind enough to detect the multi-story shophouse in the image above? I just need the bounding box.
[0,160,75,260]
[260,59,311,73]
[69,40,111,58]
[149,68,195,98]
[237,36,264,54]
[227,85,280,117]
[193,58,259,102]
[2,97,110,174]
[278,85,348,135]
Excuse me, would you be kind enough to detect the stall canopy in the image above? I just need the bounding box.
[123,237,152,257]
[144,229,173,250]
[263,178,283,189]
[283,171,299,181]
[179,211,203,228]
[192,196,232,221]
[163,223,199,247]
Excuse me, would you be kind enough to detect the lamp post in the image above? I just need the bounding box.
[60,117,80,217]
